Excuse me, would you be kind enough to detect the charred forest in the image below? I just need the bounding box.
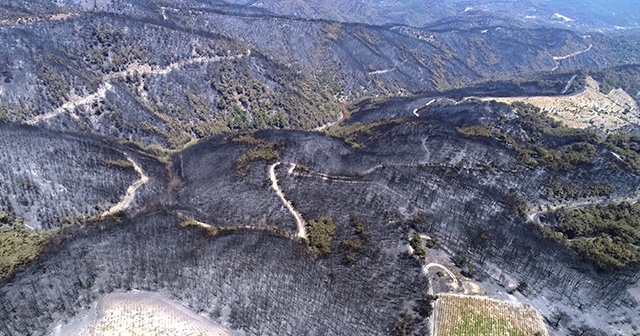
[1,0,640,335]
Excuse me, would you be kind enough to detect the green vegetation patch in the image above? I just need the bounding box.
[307,215,336,255]
[214,61,340,131]
[180,217,228,237]
[456,125,493,138]
[457,103,598,171]
[434,295,546,336]
[391,318,417,336]
[339,215,370,263]
[392,295,438,336]
[457,125,596,170]
[99,158,134,169]
[141,106,195,150]
[593,64,640,97]
[322,22,342,41]
[605,133,640,175]
[325,118,407,149]
[552,203,640,270]
[409,233,426,258]
[233,133,281,177]
[180,217,204,229]
[0,213,51,279]
[0,105,9,121]
[506,191,528,218]
[546,179,616,202]
[512,102,580,137]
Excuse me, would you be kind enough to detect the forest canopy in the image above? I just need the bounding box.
[554,203,640,270]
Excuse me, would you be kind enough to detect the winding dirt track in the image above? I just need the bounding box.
[553,44,593,61]
[0,13,78,27]
[25,50,251,125]
[101,154,149,217]
[423,263,459,295]
[291,164,419,210]
[412,99,436,117]
[527,190,640,224]
[269,162,307,240]
[314,111,345,132]
[422,261,460,336]
[367,68,395,75]
[27,83,113,125]
[550,44,593,71]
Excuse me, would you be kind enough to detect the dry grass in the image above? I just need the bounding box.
[485,77,640,131]
[433,294,547,336]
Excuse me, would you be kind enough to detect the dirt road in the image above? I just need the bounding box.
[25,51,250,125]
[269,162,307,239]
[101,154,148,217]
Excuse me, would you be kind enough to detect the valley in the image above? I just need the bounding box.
[0,1,639,336]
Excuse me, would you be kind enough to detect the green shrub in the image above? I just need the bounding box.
[506,192,528,218]
[100,159,134,169]
[340,238,364,251]
[605,133,640,175]
[456,125,493,138]
[410,233,426,258]
[571,235,639,270]
[0,213,51,279]
[338,215,371,263]
[234,133,281,177]
[325,119,407,149]
[391,317,417,336]
[351,215,369,237]
[307,216,336,255]
[546,179,616,201]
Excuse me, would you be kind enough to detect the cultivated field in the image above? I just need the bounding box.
[433,294,548,336]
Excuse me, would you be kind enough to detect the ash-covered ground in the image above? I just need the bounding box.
[0,100,638,335]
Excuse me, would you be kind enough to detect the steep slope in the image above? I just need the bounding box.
[1,213,429,335]
[1,0,637,149]
[0,123,139,229]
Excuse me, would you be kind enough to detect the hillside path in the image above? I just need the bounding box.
[269,162,307,240]
[25,50,250,125]
[527,190,640,224]
[101,154,148,217]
